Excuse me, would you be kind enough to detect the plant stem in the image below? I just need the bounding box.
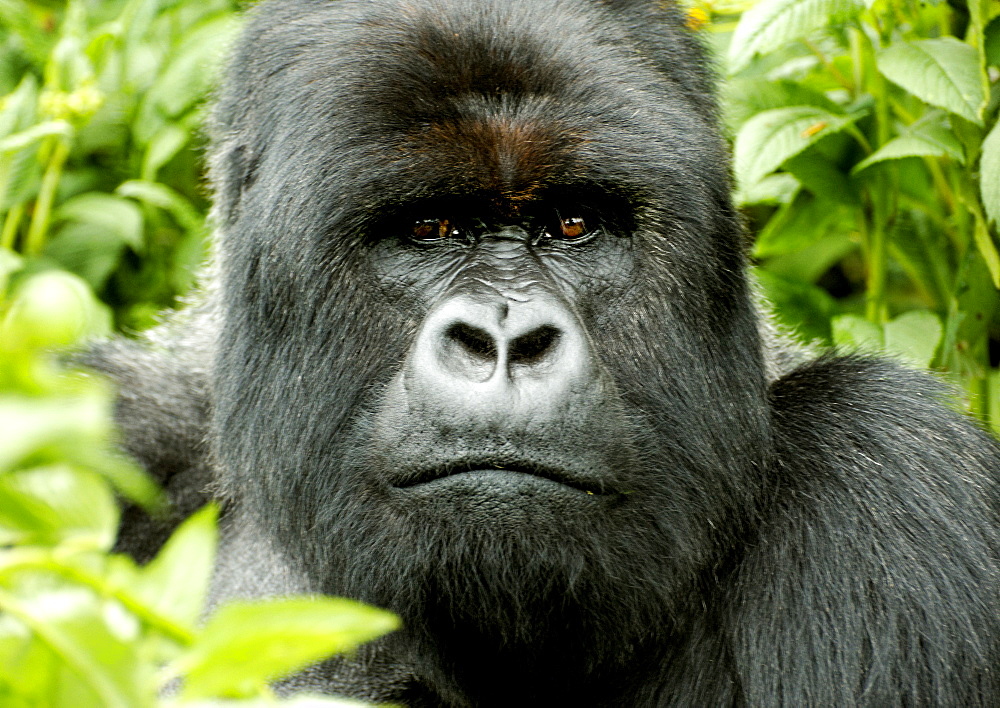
[24,137,70,257]
[1,202,25,251]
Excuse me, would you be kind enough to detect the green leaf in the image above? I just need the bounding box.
[0,247,24,296]
[141,124,188,180]
[734,106,857,189]
[754,269,836,343]
[0,75,39,140]
[735,173,799,207]
[0,467,118,551]
[136,505,218,629]
[853,125,965,173]
[728,0,866,73]
[54,193,145,252]
[0,394,109,472]
[981,119,1000,228]
[753,191,857,259]
[116,180,203,232]
[145,15,243,118]
[877,38,987,125]
[0,121,74,153]
[0,588,151,708]
[177,597,400,699]
[883,310,943,368]
[723,78,839,133]
[832,315,883,352]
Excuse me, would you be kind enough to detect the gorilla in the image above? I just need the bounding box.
[89,0,1000,705]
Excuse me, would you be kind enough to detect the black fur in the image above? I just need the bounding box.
[89,0,1000,705]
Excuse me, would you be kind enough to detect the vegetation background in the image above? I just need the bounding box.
[0,0,997,704]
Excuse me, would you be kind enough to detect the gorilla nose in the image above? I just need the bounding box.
[442,321,562,379]
[406,294,594,414]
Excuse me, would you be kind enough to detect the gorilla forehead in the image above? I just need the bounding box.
[220,0,724,215]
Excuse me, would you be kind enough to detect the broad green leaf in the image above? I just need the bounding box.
[762,233,857,284]
[0,588,151,708]
[784,152,859,205]
[0,121,73,152]
[177,597,400,699]
[723,78,839,132]
[853,126,965,173]
[735,173,799,206]
[146,15,243,118]
[0,75,39,139]
[832,315,883,352]
[734,106,856,189]
[728,0,865,73]
[753,192,857,259]
[883,310,943,368]
[0,467,118,550]
[981,119,1000,228]
[117,179,203,231]
[141,124,188,179]
[0,394,109,471]
[754,269,836,343]
[136,505,218,629]
[877,38,986,125]
[54,193,144,252]
[44,224,128,290]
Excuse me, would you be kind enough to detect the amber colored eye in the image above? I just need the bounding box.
[541,213,594,244]
[559,216,587,239]
[411,218,460,242]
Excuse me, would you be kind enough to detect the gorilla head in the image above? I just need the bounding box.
[210,0,768,699]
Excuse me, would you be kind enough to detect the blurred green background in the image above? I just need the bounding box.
[0,0,998,704]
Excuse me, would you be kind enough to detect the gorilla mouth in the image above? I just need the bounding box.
[398,460,610,496]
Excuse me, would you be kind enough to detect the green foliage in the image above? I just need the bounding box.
[698,0,1000,434]
[0,0,241,331]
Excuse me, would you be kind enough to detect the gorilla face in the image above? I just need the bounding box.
[210,0,772,688]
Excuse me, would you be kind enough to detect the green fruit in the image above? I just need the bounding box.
[1,270,111,350]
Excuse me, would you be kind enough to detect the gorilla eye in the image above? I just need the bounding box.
[540,212,597,244]
[411,218,462,243]
[559,216,587,239]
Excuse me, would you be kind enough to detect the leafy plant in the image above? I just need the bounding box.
[0,0,240,331]
[694,0,1000,433]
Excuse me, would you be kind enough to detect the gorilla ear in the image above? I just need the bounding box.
[210,141,259,227]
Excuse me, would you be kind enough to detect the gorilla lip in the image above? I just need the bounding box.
[398,460,609,495]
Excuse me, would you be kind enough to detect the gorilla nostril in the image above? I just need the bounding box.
[445,322,498,362]
[510,325,561,365]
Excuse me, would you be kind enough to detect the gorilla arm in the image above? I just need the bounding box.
[82,305,215,563]
[721,356,1000,706]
